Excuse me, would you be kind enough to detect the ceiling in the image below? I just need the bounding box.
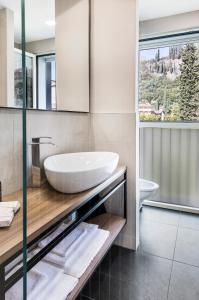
[0,0,55,43]
[0,0,199,42]
[140,0,199,21]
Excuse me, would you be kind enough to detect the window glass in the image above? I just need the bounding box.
[37,54,56,110]
[139,41,199,122]
[14,49,35,108]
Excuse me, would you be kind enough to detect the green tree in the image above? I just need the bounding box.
[155,49,160,61]
[179,44,199,120]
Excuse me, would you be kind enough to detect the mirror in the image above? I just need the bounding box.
[0,0,90,112]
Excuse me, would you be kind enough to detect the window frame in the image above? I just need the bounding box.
[14,48,37,108]
[36,52,56,110]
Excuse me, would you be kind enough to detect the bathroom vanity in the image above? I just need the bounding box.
[0,166,127,300]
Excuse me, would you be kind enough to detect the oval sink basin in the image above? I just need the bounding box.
[44,152,119,193]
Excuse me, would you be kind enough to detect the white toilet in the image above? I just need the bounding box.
[139,178,159,209]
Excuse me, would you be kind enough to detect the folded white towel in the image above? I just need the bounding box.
[0,201,20,213]
[38,223,69,248]
[0,208,14,227]
[38,273,78,300]
[51,227,84,257]
[64,229,110,278]
[29,261,62,300]
[79,222,99,231]
[39,222,99,256]
[0,207,14,216]
[52,222,99,257]
[6,261,77,300]
[6,263,48,300]
[40,223,99,267]
[40,229,88,267]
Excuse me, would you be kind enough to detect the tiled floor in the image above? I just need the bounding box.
[79,206,199,300]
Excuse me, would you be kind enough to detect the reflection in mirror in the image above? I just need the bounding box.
[25,0,56,110]
[37,54,56,110]
[0,1,21,107]
[0,0,89,112]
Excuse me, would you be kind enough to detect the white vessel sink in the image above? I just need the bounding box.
[44,152,119,193]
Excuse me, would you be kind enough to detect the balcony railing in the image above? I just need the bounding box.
[140,122,199,209]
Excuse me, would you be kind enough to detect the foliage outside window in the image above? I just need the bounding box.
[139,40,199,122]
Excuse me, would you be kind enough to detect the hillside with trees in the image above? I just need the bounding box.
[139,44,199,121]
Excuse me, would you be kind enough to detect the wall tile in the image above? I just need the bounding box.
[90,113,139,250]
[0,109,90,196]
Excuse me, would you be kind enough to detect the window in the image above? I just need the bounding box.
[14,49,36,108]
[37,54,56,110]
[139,33,199,122]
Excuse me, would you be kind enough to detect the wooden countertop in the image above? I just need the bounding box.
[0,166,126,264]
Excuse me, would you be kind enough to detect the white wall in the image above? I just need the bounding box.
[140,10,199,38]
[90,0,139,250]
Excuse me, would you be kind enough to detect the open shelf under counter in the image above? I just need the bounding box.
[0,165,127,300]
[67,213,126,300]
[0,165,126,265]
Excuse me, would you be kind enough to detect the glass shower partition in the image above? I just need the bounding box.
[0,0,28,299]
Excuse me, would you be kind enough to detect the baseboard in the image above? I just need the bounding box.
[143,200,199,215]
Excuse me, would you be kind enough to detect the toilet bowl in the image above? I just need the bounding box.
[139,178,159,209]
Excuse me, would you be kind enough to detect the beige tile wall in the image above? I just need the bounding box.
[89,0,139,250]
[90,0,137,113]
[55,0,89,112]
[0,109,90,196]
[90,113,139,249]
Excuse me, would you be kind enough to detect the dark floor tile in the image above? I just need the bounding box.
[81,271,101,300]
[141,206,180,226]
[168,262,199,300]
[97,269,170,300]
[99,247,112,276]
[174,227,199,267]
[78,296,95,300]
[179,212,199,230]
[141,220,178,259]
[79,296,95,300]
[100,246,172,300]
[99,273,134,300]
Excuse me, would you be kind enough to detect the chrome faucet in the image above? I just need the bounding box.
[29,137,55,188]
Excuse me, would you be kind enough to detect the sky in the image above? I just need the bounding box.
[140,47,169,61]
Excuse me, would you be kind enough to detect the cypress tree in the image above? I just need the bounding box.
[155,49,160,61]
[179,44,199,120]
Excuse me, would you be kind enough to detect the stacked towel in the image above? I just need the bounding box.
[38,222,109,279]
[32,262,78,300]
[39,222,87,256]
[64,228,110,278]
[6,263,48,300]
[6,222,109,300]
[38,222,99,257]
[6,261,78,300]
[0,201,20,228]
[38,223,69,248]
[39,224,98,267]
[0,207,14,227]
[52,222,99,258]
[0,201,20,213]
